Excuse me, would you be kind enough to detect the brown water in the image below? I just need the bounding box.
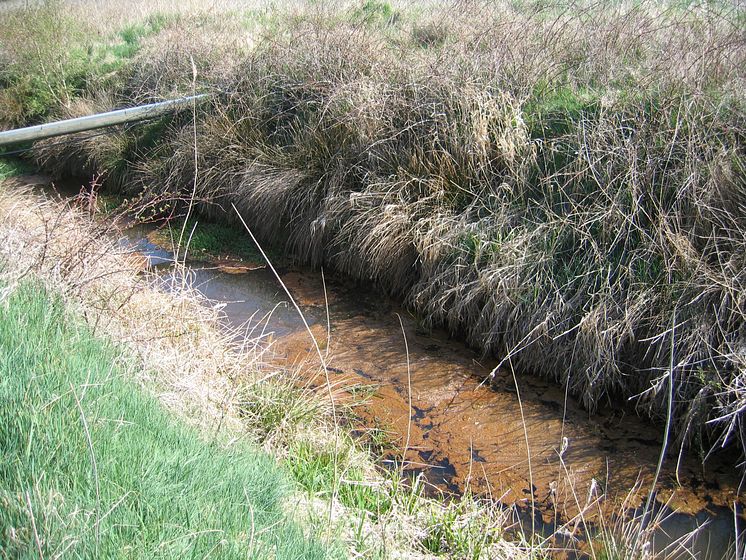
[33,178,744,558]
[151,253,743,558]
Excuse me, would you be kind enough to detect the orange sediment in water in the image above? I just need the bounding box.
[272,271,742,521]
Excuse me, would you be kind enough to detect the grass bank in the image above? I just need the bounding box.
[0,281,329,559]
[1,0,744,473]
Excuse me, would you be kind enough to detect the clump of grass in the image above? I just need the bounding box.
[420,493,508,558]
[0,3,182,128]
[0,0,90,125]
[287,438,394,515]
[0,156,36,179]
[352,0,400,27]
[411,21,449,48]
[115,13,173,58]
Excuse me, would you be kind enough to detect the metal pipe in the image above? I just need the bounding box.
[0,94,209,148]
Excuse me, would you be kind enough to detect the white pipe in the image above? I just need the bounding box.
[0,94,209,148]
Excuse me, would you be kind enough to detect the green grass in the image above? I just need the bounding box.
[115,14,172,57]
[92,192,128,214]
[0,2,91,125]
[422,499,502,559]
[0,281,334,559]
[0,157,36,180]
[524,84,602,138]
[153,218,282,263]
[286,441,392,518]
[80,13,175,78]
[351,0,400,26]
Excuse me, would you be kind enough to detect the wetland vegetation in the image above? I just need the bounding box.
[1,0,745,558]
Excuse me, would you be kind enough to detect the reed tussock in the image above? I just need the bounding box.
[2,0,745,470]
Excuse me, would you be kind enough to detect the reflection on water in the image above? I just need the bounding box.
[166,266,323,340]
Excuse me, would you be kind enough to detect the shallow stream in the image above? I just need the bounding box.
[129,231,743,558]
[36,178,745,558]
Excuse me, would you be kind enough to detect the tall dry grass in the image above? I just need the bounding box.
[2,0,745,470]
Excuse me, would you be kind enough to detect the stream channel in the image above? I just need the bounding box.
[40,179,745,558]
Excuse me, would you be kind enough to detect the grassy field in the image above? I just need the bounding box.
[0,0,744,491]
